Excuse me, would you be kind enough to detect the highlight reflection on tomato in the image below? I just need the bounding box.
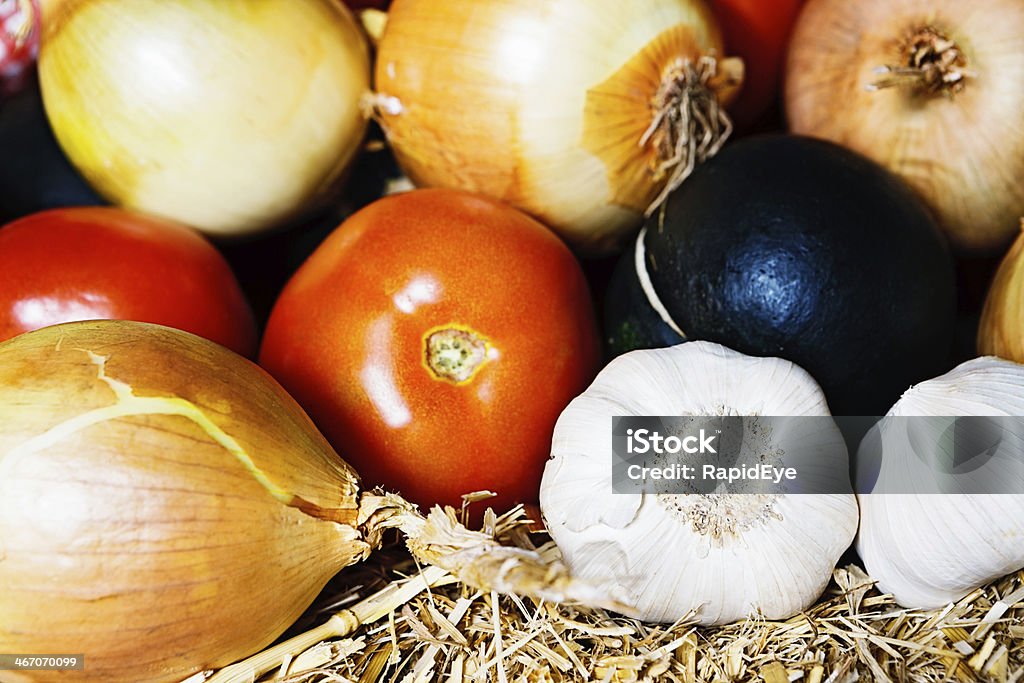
[260,189,601,513]
[0,208,256,355]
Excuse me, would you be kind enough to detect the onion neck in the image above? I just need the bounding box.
[17,0,68,37]
[641,56,742,216]
[870,27,970,95]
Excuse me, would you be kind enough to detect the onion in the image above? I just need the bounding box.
[32,0,370,237]
[978,219,1024,360]
[373,0,743,254]
[0,320,612,683]
[785,0,1024,253]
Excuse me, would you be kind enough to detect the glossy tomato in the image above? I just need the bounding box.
[710,0,804,128]
[260,189,600,513]
[0,208,256,355]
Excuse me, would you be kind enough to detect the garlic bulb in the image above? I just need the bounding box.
[856,357,1024,609]
[540,342,858,625]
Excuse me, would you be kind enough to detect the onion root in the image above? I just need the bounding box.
[2,331,627,679]
[868,27,972,94]
[641,55,741,216]
[209,502,633,682]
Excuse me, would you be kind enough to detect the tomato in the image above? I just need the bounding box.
[260,189,600,513]
[0,208,256,356]
[709,0,804,128]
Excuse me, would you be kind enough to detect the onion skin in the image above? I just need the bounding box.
[978,223,1024,360]
[374,0,739,254]
[0,321,368,682]
[785,0,1024,253]
[36,0,370,237]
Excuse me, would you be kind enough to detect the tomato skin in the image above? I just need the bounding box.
[260,189,600,513]
[710,0,804,128]
[0,208,256,356]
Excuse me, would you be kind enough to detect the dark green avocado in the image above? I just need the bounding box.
[604,235,685,356]
[0,78,104,223]
[604,135,956,416]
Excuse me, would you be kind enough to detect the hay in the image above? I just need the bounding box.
[199,505,1024,683]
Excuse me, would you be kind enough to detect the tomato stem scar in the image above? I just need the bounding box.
[423,325,490,384]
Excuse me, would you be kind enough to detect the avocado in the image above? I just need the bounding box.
[0,78,103,223]
[604,135,956,415]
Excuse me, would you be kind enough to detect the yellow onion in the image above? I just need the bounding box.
[33,0,370,237]
[0,321,368,682]
[785,0,1024,253]
[0,320,615,683]
[978,220,1024,359]
[374,0,743,254]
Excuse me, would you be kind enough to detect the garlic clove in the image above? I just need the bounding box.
[856,357,1024,609]
[541,341,858,625]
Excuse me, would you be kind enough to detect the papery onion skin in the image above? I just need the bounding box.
[374,0,739,255]
[37,0,370,237]
[978,224,1024,361]
[0,321,368,683]
[785,0,1024,253]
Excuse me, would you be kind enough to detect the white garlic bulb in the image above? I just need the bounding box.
[540,342,858,625]
[856,357,1024,609]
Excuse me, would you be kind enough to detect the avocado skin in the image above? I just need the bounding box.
[0,80,104,223]
[609,135,956,416]
[604,236,684,358]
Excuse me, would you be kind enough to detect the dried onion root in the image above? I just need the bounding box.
[785,0,1024,253]
[371,0,743,254]
[0,321,621,683]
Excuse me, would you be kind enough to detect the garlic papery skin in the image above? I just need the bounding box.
[856,357,1024,610]
[539,342,858,625]
[785,0,1024,253]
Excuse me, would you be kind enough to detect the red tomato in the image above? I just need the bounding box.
[260,189,600,513]
[710,0,804,128]
[0,208,256,356]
